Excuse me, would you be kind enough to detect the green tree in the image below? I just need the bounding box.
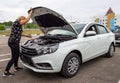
[24,22,38,29]
[4,21,13,26]
[0,25,5,30]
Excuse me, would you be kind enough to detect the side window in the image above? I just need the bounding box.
[97,25,108,34]
[84,25,97,37]
[87,26,96,31]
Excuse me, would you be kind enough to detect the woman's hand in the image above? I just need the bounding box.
[22,34,32,38]
[20,7,33,25]
[29,7,33,15]
[26,35,32,38]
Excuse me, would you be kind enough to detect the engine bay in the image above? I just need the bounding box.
[30,34,76,45]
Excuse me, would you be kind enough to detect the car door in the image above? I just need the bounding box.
[95,24,111,53]
[82,24,101,61]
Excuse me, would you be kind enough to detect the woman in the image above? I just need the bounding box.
[3,8,33,77]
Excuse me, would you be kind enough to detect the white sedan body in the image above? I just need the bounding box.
[21,23,115,73]
[21,7,115,78]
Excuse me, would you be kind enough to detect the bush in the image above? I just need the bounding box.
[0,25,5,30]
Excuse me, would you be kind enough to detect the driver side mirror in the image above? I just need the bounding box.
[85,31,96,37]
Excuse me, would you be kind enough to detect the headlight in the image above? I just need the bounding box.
[23,40,32,46]
[37,44,59,55]
[23,40,30,45]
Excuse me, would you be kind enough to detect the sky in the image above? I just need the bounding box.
[0,0,120,22]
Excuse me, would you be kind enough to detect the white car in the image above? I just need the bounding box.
[20,7,115,78]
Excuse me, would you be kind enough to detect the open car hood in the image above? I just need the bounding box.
[30,7,77,35]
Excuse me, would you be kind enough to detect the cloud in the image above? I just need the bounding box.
[0,0,120,22]
[0,7,26,22]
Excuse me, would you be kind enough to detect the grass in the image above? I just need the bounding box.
[0,29,43,35]
[22,29,43,35]
[0,30,10,35]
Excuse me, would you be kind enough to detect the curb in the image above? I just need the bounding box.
[0,34,42,37]
[0,35,6,37]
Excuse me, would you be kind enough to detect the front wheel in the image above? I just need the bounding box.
[106,44,115,58]
[61,53,81,78]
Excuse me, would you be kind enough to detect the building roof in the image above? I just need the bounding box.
[105,7,115,15]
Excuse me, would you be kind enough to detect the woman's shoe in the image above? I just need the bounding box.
[14,67,23,71]
[2,71,14,77]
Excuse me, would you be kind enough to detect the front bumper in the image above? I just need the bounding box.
[21,61,59,73]
[20,51,65,73]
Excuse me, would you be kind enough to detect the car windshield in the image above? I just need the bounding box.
[47,24,86,36]
[47,29,76,36]
[71,24,86,34]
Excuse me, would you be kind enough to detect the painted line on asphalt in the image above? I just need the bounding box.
[0,45,8,47]
[0,53,10,57]
[0,58,10,62]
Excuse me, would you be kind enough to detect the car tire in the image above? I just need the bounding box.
[106,44,115,58]
[61,53,81,78]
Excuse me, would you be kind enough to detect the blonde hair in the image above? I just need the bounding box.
[17,16,26,21]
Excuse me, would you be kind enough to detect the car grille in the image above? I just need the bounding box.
[20,53,35,67]
[21,46,38,56]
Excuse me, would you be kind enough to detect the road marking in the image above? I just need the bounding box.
[0,45,8,47]
[0,53,10,57]
[0,58,10,62]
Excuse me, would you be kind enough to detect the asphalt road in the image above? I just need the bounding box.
[0,36,120,83]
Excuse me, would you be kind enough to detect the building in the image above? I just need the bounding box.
[115,15,120,26]
[95,7,120,31]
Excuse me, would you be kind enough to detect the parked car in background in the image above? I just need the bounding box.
[20,7,115,78]
[113,27,120,44]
